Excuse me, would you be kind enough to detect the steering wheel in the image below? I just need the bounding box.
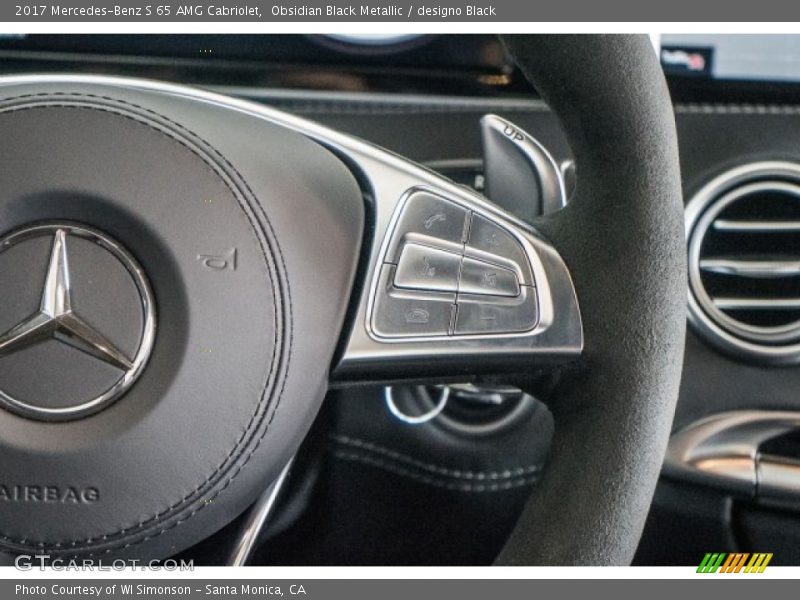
[0,35,685,565]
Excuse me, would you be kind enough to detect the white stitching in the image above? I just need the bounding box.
[330,435,542,481]
[331,451,540,493]
[0,93,293,557]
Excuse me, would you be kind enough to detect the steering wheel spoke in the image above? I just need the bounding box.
[329,149,583,384]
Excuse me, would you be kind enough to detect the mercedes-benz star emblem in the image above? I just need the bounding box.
[0,223,156,421]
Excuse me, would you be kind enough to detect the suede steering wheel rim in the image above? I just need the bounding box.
[496,35,687,565]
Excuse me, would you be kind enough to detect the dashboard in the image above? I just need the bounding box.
[0,34,524,97]
[2,34,800,106]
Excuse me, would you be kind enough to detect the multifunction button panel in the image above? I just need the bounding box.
[372,190,539,339]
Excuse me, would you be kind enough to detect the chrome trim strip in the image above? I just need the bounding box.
[229,459,294,567]
[714,220,800,232]
[700,258,800,278]
[758,458,800,506]
[714,297,800,310]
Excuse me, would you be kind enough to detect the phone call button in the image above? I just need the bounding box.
[386,191,469,261]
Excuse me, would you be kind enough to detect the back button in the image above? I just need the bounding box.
[454,287,538,335]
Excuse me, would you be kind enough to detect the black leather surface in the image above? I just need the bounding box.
[491,35,687,564]
[0,84,364,559]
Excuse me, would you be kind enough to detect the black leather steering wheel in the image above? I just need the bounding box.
[0,34,685,565]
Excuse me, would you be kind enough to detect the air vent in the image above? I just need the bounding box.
[686,162,800,364]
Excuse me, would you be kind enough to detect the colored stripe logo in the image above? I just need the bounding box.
[697,553,773,573]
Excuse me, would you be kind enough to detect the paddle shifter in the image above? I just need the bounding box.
[480,114,568,220]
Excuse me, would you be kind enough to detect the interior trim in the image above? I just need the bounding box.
[210,86,552,114]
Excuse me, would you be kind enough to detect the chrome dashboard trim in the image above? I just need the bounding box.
[665,411,800,507]
[685,161,800,364]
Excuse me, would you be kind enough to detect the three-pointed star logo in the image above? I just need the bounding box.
[0,229,133,370]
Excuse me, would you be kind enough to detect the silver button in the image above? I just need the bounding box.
[394,243,461,293]
[466,213,533,284]
[459,257,519,297]
[386,191,469,261]
[454,287,538,335]
[373,266,455,338]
